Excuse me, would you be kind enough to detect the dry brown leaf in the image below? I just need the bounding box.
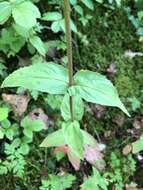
[2,93,30,117]
[122,144,132,155]
[125,184,138,190]
[104,130,112,138]
[133,116,143,129]
[28,108,49,129]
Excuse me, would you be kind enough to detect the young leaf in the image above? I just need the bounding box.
[0,130,4,139]
[2,62,69,94]
[0,1,12,24]
[21,117,44,139]
[81,0,94,10]
[70,0,77,5]
[12,1,41,29]
[51,21,61,33]
[0,107,8,121]
[61,93,84,121]
[42,12,62,21]
[19,143,30,155]
[5,128,14,140]
[69,70,130,116]
[29,35,46,56]
[62,121,84,159]
[40,129,65,147]
[21,117,44,131]
[23,128,33,139]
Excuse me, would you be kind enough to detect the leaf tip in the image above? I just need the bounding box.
[119,102,131,117]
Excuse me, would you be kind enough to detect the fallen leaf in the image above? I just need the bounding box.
[68,151,81,171]
[104,130,112,138]
[125,184,138,190]
[84,144,105,170]
[122,144,132,155]
[28,108,49,129]
[2,93,30,117]
[133,116,143,129]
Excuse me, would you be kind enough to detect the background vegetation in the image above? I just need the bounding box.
[0,0,143,189]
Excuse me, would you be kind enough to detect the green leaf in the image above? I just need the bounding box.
[31,120,44,132]
[70,0,77,5]
[40,129,65,147]
[62,121,84,159]
[40,174,76,190]
[40,128,96,149]
[59,19,77,33]
[51,21,61,33]
[29,35,46,56]
[23,128,33,139]
[13,24,30,38]
[46,94,63,110]
[0,130,4,139]
[60,173,76,189]
[0,107,8,121]
[132,137,143,153]
[96,0,103,3]
[80,167,107,190]
[21,117,44,132]
[69,70,130,116]
[2,62,69,94]
[5,128,14,140]
[81,0,94,10]
[115,0,121,7]
[92,168,107,190]
[21,117,44,139]
[42,12,62,21]
[61,93,84,121]
[74,5,84,16]
[19,143,30,155]
[0,1,12,24]
[82,130,97,147]
[12,138,21,148]
[12,1,41,29]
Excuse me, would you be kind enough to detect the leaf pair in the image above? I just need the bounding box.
[0,1,40,29]
[40,120,97,160]
[42,11,77,33]
[1,62,129,116]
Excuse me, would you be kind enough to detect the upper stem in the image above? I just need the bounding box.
[63,0,74,121]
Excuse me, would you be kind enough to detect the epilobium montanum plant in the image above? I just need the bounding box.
[1,0,130,170]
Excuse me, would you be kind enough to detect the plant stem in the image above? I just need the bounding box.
[63,0,74,121]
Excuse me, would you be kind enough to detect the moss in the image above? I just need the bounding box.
[114,57,135,97]
[74,6,143,99]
